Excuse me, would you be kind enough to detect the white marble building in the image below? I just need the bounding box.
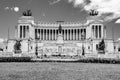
[5,10,118,58]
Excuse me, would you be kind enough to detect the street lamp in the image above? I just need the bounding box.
[81,21,85,56]
[35,37,39,57]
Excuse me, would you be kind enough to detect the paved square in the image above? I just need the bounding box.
[0,62,120,80]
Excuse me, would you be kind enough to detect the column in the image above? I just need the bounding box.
[39,29,41,40]
[25,26,27,38]
[53,29,55,40]
[84,29,86,39]
[75,29,76,40]
[69,29,71,40]
[64,29,66,40]
[75,29,77,40]
[101,26,104,38]
[25,26,28,38]
[80,28,83,40]
[38,29,39,39]
[79,29,80,40]
[95,25,97,39]
[41,29,43,40]
[46,29,48,40]
[22,26,24,39]
[24,26,26,38]
[94,26,96,38]
[68,29,70,40]
[44,29,46,40]
[71,29,72,40]
[27,26,30,38]
[48,29,50,40]
[62,29,63,40]
[63,29,65,40]
[21,26,23,38]
[34,29,36,39]
[99,25,101,39]
[51,29,53,40]
[76,29,78,40]
[50,29,52,40]
[97,26,99,39]
[43,29,44,40]
[45,29,46,40]
[36,29,38,39]
[40,29,41,40]
[92,25,94,39]
[67,29,69,40]
[19,26,22,38]
[51,29,52,40]
[72,29,74,40]
[54,29,55,40]
[97,25,99,39]
[56,30,58,40]
[47,29,48,40]
[70,29,71,40]
[22,26,24,38]
[104,26,106,38]
[66,29,67,40]
[74,29,76,40]
[55,29,56,40]
[77,29,79,40]
[74,29,75,40]
[37,29,38,39]
[96,25,98,39]
[93,25,95,39]
[92,26,93,39]
[55,29,57,40]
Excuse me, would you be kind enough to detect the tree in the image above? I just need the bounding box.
[14,40,22,53]
[97,39,105,54]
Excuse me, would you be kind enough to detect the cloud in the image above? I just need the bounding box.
[68,0,120,21]
[49,0,61,5]
[68,0,86,7]
[0,38,4,43]
[115,19,120,23]
[5,6,19,12]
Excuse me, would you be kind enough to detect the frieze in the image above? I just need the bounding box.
[37,46,79,54]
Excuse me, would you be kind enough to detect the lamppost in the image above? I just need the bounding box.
[81,24,85,56]
[28,38,30,54]
[35,38,38,58]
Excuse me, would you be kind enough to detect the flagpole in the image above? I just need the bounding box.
[8,27,10,40]
[112,25,115,53]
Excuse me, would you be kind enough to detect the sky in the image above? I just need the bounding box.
[0,0,120,40]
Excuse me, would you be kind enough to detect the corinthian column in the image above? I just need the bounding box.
[76,29,78,40]
[70,29,72,40]
[67,29,69,40]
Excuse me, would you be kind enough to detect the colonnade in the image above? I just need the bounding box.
[19,25,29,38]
[92,25,103,39]
[35,28,86,40]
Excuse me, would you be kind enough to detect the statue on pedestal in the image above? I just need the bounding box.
[22,10,32,16]
[56,24,64,44]
[89,9,98,16]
